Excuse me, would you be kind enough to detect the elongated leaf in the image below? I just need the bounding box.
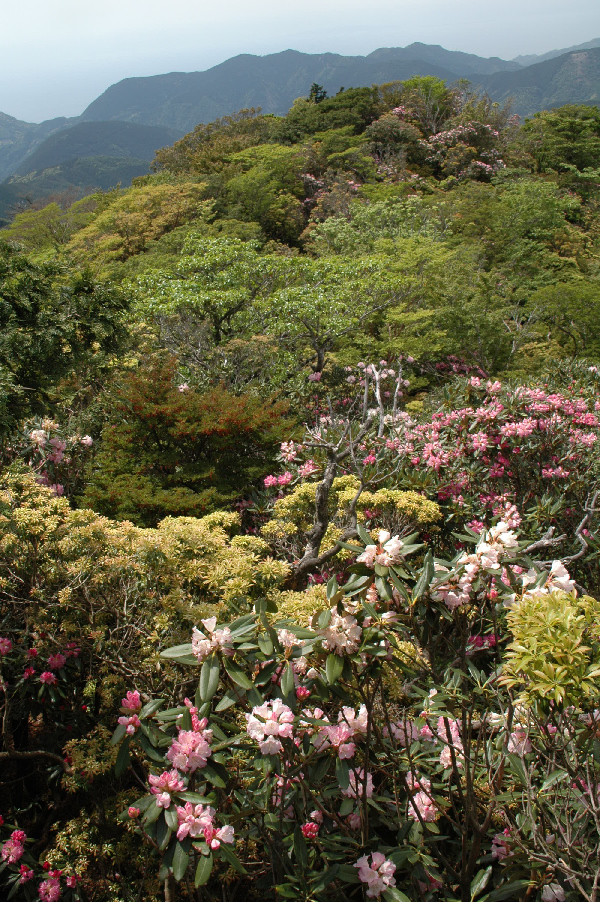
[111,723,127,746]
[195,852,213,887]
[203,764,226,788]
[143,801,162,826]
[481,880,531,902]
[413,550,434,601]
[164,805,178,831]
[223,658,253,689]
[383,890,411,902]
[161,643,194,660]
[470,866,492,900]
[326,654,344,685]
[139,698,164,718]
[258,635,274,655]
[293,824,308,870]
[356,522,373,545]
[218,842,247,874]
[199,655,220,703]
[114,737,130,777]
[172,841,190,881]
[335,756,350,790]
[281,663,295,696]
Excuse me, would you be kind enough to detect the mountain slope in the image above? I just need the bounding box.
[0,121,180,225]
[485,48,600,117]
[79,47,520,133]
[513,37,600,67]
[12,120,181,175]
[0,113,76,181]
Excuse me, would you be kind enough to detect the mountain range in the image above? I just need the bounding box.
[1,39,599,225]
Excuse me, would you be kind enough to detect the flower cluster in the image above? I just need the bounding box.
[355,852,397,898]
[246,699,294,755]
[176,802,234,849]
[357,530,405,568]
[191,617,233,662]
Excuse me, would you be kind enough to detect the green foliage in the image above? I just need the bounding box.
[82,358,289,526]
[0,242,129,438]
[502,591,600,706]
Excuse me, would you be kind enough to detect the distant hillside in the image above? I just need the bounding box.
[0,112,76,181]
[0,121,179,225]
[12,120,181,175]
[513,37,600,67]
[79,46,520,133]
[485,48,600,117]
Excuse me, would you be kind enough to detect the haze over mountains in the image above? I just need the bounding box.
[1,38,599,224]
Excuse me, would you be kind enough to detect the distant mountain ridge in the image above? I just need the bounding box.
[79,46,521,133]
[1,39,600,225]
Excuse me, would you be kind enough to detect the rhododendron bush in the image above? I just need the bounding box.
[2,364,600,902]
[101,508,600,902]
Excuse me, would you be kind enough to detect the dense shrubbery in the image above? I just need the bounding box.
[1,81,600,902]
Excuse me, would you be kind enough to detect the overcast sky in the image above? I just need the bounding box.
[2,0,599,123]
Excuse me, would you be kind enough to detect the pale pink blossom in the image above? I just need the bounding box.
[203,823,234,849]
[341,768,373,799]
[541,885,565,902]
[47,653,66,671]
[507,728,532,755]
[148,769,185,806]
[167,726,213,772]
[320,609,362,655]
[118,714,141,736]
[40,671,57,686]
[355,852,397,898]
[246,700,294,755]
[0,637,12,655]
[176,802,215,840]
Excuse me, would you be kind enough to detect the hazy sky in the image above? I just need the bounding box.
[2,0,600,122]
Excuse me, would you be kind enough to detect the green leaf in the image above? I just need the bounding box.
[281,663,295,696]
[383,889,411,902]
[199,655,221,702]
[143,801,162,825]
[481,880,531,902]
[258,635,274,655]
[164,805,178,831]
[203,764,227,788]
[293,824,308,870]
[318,608,332,629]
[470,866,492,901]
[335,756,350,790]
[223,658,253,689]
[195,852,214,887]
[215,689,242,712]
[178,791,214,804]
[540,770,567,792]
[413,550,434,601]
[161,643,195,660]
[326,653,344,685]
[111,723,127,746]
[114,737,130,777]
[139,698,164,718]
[172,841,190,881]
[356,522,373,545]
[218,842,247,874]
[156,815,171,851]
[139,733,166,763]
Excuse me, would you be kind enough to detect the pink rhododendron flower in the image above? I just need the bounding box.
[167,725,213,772]
[301,822,319,839]
[47,653,66,671]
[492,828,512,861]
[298,459,318,478]
[148,769,185,806]
[19,864,34,883]
[320,608,362,655]
[128,807,140,818]
[40,672,57,686]
[263,475,278,487]
[277,471,293,486]
[176,802,215,840]
[308,371,321,382]
[23,666,35,679]
[1,837,24,863]
[203,823,235,850]
[38,877,61,902]
[65,876,79,888]
[121,690,142,712]
[191,618,233,662]
[507,728,532,755]
[246,700,294,755]
[0,637,12,655]
[118,714,141,736]
[342,768,373,799]
[355,852,397,898]
[80,435,93,446]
